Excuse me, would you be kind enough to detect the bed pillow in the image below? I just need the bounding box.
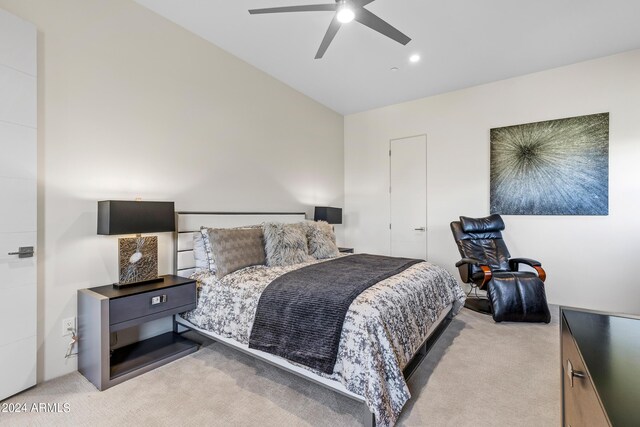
[209,227,266,279]
[200,227,217,273]
[307,221,340,260]
[263,222,311,267]
[192,232,211,272]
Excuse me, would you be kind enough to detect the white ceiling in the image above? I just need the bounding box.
[135,0,640,115]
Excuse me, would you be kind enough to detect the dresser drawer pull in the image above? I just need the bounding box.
[151,295,168,305]
[567,359,586,387]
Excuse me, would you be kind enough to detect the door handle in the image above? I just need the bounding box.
[567,359,586,387]
[8,246,35,258]
[414,227,426,231]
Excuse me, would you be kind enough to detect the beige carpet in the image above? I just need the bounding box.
[1,307,560,427]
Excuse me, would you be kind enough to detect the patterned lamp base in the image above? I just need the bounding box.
[116,236,163,287]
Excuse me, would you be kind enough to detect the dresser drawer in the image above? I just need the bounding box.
[562,317,610,427]
[109,283,196,327]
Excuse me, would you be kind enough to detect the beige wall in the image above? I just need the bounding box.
[345,50,640,315]
[0,0,344,382]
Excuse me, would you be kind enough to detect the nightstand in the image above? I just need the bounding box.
[78,275,198,391]
[338,247,354,253]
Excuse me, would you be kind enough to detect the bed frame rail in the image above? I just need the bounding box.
[174,307,453,427]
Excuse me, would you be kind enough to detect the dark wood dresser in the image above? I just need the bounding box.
[561,307,640,426]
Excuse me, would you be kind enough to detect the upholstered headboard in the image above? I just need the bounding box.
[174,212,307,278]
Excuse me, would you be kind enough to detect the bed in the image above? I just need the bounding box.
[173,212,465,426]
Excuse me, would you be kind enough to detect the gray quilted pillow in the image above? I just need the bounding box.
[263,222,311,267]
[307,221,340,259]
[209,227,266,279]
[200,224,261,274]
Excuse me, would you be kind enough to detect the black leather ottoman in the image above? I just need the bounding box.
[486,272,551,323]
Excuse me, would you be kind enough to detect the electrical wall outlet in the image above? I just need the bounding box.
[62,317,75,336]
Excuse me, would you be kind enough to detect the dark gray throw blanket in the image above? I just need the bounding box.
[248,254,422,374]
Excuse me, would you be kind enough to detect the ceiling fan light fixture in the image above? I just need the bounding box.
[249,0,412,59]
[336,2,355,24]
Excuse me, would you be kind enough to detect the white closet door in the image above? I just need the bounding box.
[390,135,427,260]
[0,8,37,401]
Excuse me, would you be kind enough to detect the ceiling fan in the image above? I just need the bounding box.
[249,0,411,59]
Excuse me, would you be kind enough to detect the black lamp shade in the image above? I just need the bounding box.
[314,206,342,224]
[97,201,175,235]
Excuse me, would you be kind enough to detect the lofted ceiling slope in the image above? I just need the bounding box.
[135,0,640,115]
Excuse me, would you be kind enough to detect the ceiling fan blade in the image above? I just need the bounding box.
[354,8,411,45]
[315,16,341,59]
[351,0,376,6]
[249,4,337,14]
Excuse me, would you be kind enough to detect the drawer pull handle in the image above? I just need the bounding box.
[151,295,167,305]
[567,359,586,387]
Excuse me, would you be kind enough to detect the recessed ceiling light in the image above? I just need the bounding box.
[409,54,421,63]
[390,67,399,72]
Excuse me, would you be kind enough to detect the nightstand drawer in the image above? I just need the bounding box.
[109,283,196,327]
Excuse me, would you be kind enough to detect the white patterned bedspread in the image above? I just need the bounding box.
[182,257,465,426]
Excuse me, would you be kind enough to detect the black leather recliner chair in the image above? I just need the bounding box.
[450,214,551,323]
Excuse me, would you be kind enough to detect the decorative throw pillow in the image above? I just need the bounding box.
[192,232,211,272]
[209,227,266,279]
[307,221,340,259]
[263,222,311,267]
[200,224,261,274]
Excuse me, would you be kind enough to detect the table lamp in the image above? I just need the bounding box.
[97,200,175,288]
[314,206,342,225]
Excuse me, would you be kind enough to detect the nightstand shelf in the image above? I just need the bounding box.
[110,332,196,380]
[78,275,198,390]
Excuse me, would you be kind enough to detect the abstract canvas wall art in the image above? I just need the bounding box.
[490,113,609,215]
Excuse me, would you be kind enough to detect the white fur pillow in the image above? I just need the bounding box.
[263,222,311,267]
[307,221,340,259]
